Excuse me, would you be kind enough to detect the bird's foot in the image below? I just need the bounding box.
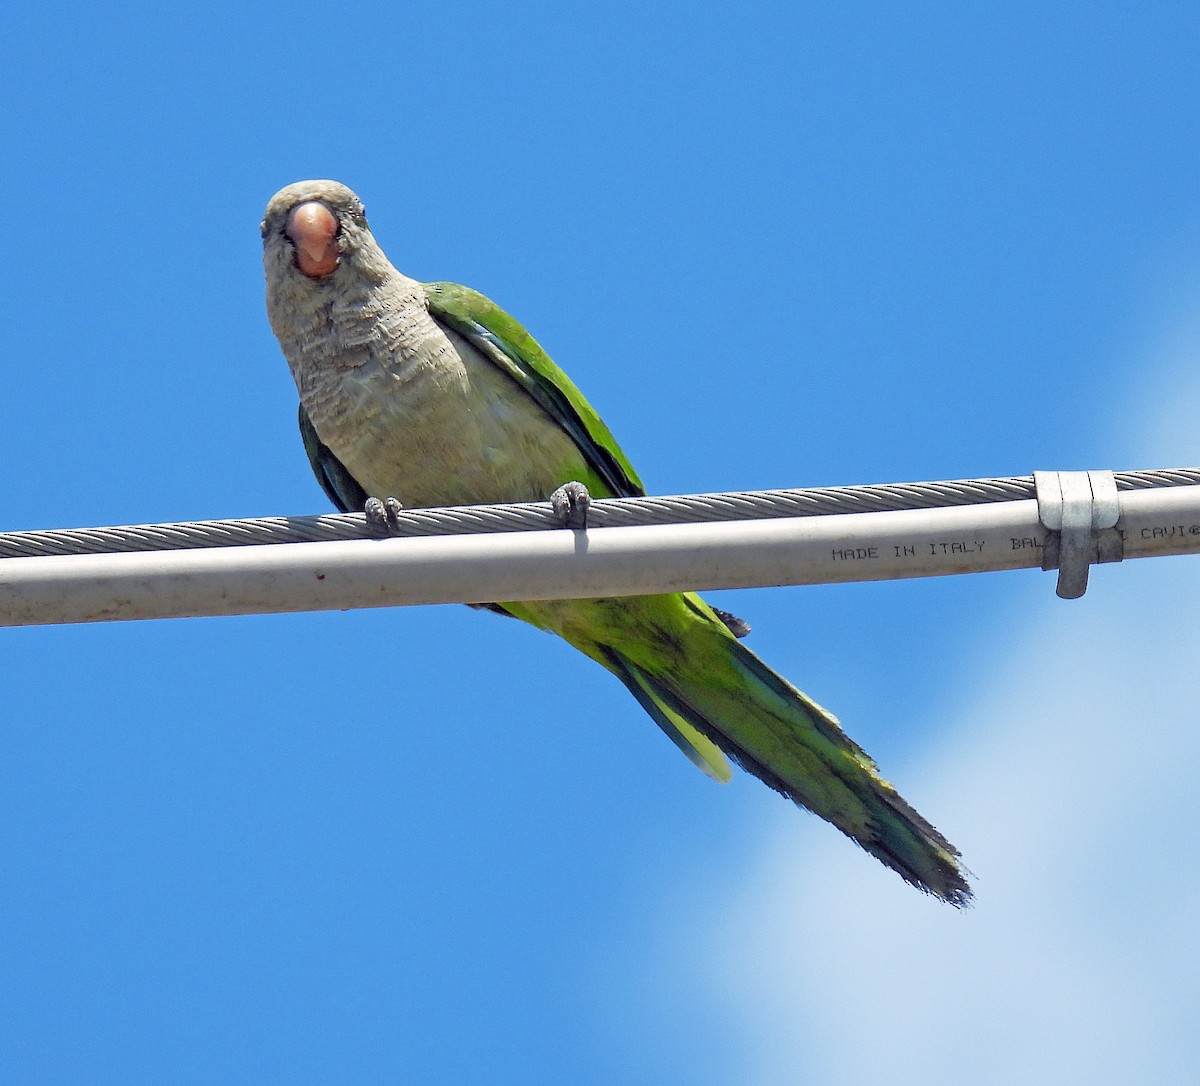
[712,607,752,639]
[365,496,405,536]
[549,480,592,529]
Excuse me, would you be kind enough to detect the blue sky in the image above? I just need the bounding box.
[3,3,1200,1082]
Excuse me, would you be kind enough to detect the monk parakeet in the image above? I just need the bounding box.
[262,180,970,904]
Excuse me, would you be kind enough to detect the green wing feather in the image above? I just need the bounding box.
[424,281,733,783]
[424,281,644,499]
[299,403,368,513]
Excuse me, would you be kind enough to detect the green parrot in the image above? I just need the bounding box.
[262,180,970,905]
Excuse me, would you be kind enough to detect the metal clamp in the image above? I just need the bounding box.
[1034,470,1124,599]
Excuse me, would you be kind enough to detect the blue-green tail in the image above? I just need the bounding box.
[502,591,971,904]
[594,597,971,905]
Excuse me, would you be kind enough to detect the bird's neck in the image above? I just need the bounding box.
[274,269,439,397]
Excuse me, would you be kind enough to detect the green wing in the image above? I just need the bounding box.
[426,281,733,783]
[299,402,368,513]
[424,281,645,499]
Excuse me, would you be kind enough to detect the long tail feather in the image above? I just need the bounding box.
[601,647,732,782]
[603,603,971,905]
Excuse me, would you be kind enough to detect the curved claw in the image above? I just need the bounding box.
[549,480,592,529]
[365,496,405,536]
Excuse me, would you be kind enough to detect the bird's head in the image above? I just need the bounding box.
[262,180,391,287]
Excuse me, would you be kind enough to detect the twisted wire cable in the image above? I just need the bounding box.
[2,467,1198,559]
